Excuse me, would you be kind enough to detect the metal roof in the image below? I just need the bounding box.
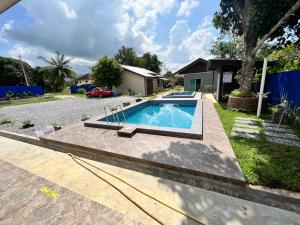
[121,65,157,78]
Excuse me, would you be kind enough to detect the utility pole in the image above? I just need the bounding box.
[19,54,29,86]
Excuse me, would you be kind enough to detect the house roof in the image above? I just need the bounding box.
[121,65,157,78]
[77,74,92,80]
[207,58,276,70]
[173,57,208,75]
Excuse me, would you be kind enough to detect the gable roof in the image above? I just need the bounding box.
[121,65,157,78]
[77,74,92,80]
[174,57,208,75]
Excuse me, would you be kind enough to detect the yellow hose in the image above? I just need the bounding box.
[68,153,205,225]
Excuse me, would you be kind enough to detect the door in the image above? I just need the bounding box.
[189,80,196,91]
[196,79,201,91]
[146,79,153,95]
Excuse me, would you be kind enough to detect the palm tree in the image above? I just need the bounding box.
[38,51,76,92]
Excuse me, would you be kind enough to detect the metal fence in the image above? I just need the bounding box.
[264,70,300,108]
[0,86,44,98]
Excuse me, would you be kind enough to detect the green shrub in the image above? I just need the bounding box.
[5,91,14,99]
[22,120,34,129]
[77,88,86,94]
[0,118,12,125]
[231,89,254,97]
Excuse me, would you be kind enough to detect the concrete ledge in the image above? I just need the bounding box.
[1,130,299,213]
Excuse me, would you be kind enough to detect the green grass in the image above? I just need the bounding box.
[214,103,300,192]
[48,88,85,97]
[0,97,57,109]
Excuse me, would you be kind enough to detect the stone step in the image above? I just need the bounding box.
[262,121,290,129]
[264,131,300,141]
[266,136,300,148]
[234,123,259,130]
[232,127,260,134]
[263,126,294,133]
[236,117,259,122]
[235,119,257,125]
[231,131,260,140]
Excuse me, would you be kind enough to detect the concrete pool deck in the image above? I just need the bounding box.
[40,99,245,185]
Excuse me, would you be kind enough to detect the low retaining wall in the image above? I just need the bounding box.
[0,130,299,213]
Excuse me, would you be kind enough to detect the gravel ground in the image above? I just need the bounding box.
[0,96,137,136]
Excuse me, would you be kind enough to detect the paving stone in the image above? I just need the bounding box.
[236,117,259,122]
[234,123,259,130]
[262,120,290,129]
[266,136,300,148]
[232,127,260,134]
[265,131,300,141]
[231,131,260,140]
[235,119,257,125]
[0,159,142,225]
[263,126,294,133]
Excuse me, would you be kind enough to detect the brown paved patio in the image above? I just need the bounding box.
[41,100,245,184]
[0,159,142,225]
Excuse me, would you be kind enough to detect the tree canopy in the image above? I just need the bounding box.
[210,36,244,59]
[114,46,162,73]
[114,46,137,66]
[38,51,76,92]
[213,0,300,96]
[0,56,35,86]
[92,56,122,89]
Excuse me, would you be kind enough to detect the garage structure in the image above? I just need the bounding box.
[115,65,159,96]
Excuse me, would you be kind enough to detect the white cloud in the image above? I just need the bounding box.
[0,20,13,43]
[9,43,94,74]
[177,0,199,17]
[160,17,216,72]
[58,0,77,19]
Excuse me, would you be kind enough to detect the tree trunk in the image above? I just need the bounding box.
[240,35,257,94]
[235,0,259,95]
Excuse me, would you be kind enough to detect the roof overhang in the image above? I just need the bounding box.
[0,0,21,14]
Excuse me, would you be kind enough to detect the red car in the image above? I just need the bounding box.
[86,88,112,98]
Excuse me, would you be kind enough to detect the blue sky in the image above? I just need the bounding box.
[0,0,220,73]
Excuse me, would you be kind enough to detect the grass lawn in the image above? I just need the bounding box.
[214,103,300,192]
[49,88,86,97]
[0,96,57,109]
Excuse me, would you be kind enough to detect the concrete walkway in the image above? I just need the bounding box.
[0,136,299,225]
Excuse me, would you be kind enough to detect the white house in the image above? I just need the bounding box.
[77,74,94,85]
[116,65,159,96]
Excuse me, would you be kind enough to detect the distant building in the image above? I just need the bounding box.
[77,74,93,85]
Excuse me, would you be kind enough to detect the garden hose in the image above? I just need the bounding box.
[68,153,205,225]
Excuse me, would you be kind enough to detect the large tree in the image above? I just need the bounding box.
[213,0,300,96]
[92,56,122,89]
[210,36,244,59]
[38,51,76,92]
[138,52,162,73]
[114,46,162,73]
[114,46,138,66]
[0,56,34,86]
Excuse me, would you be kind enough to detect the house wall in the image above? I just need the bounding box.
[116,70,146,96]
[153,78,158,92]
[77,79,93,85]
[184,72,218,92]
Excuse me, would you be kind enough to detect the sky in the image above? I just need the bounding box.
[0,0,220,74]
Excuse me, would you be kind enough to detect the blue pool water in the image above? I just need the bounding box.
[122,103,196,128]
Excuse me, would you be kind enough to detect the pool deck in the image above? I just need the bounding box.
[41,97,245,185]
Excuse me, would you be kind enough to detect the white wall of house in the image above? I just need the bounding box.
[77,79,93,85]
[116,70,146,96]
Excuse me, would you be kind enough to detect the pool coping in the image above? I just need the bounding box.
[84,99,203,140]
[162,91,196,98]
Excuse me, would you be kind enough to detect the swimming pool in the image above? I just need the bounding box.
[162,91,195,98]
[106,102,196,129]
[84,99,203,139]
